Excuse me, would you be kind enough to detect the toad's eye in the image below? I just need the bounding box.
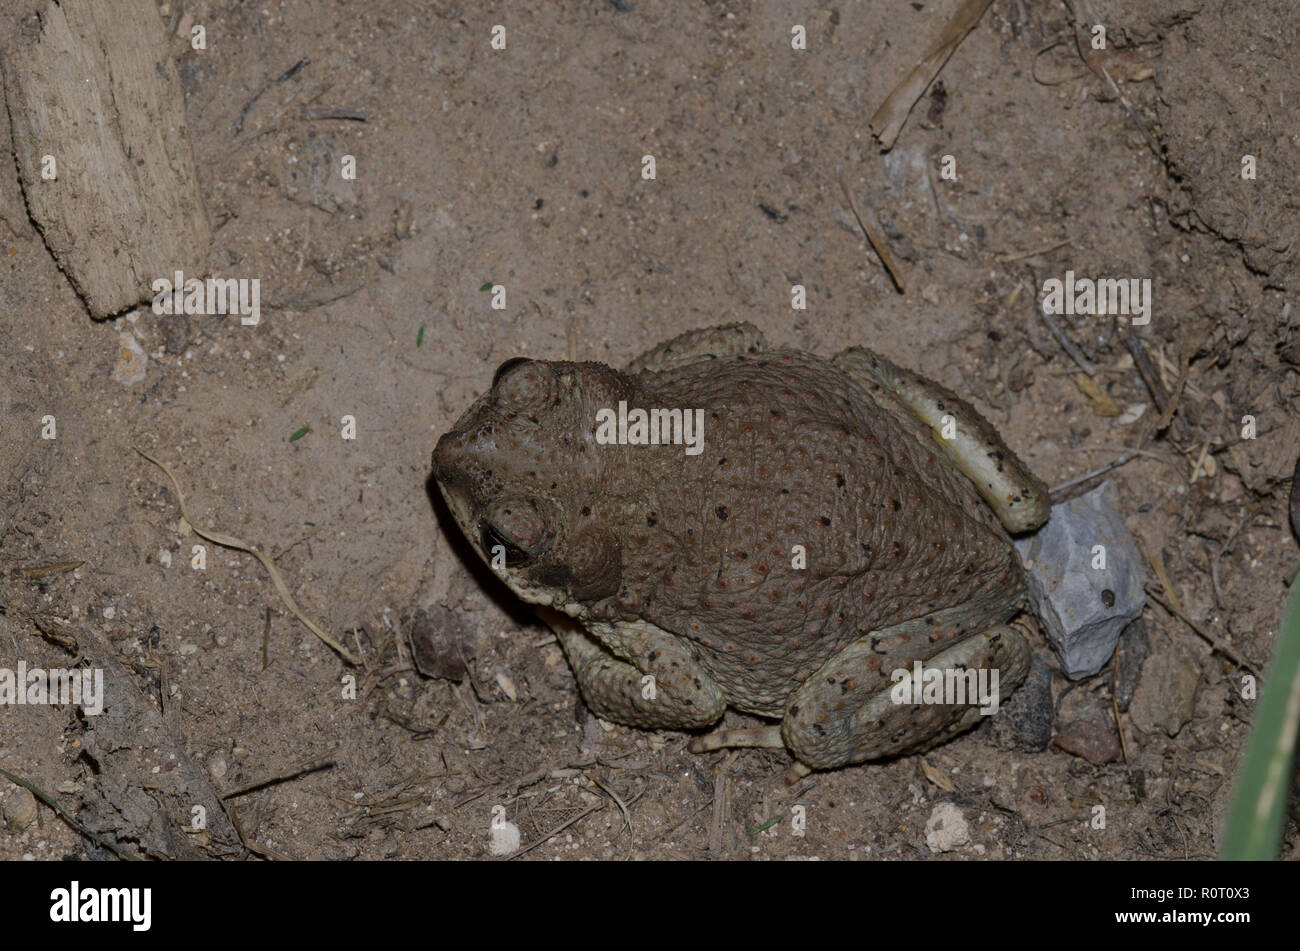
[481,495,552,565]
[492,359,557,416]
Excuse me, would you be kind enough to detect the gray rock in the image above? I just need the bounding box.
[1014,483,1145,680]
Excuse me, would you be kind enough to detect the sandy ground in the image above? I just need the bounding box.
[1,0,1297,860]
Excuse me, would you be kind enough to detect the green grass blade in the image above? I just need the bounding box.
[1221,579,1300,859]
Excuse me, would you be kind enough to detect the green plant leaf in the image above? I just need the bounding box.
[289,426,310,443]
[1221,578,1300,859]
[416,325,425,347]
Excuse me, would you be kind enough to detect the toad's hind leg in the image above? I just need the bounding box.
[781,622,1031,773]
[833,347,1050,534]
[542,608,727,730]
[624,322,767,375]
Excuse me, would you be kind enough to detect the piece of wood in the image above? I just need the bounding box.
[0,0,210,317]
[868,0,993,151]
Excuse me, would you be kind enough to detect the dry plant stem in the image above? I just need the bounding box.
[868,0,994,149]
[8,561,82,580]
[0,765,140,861]
[1145,589,1255,676]
[838,175,905,293]
[996,236,1073,263]
[261,606,272,670]
[133,446,359,664]
[1155,329,1206,431]
[590,775,634,837]
[506,802,605,860]
[1048,452,1138,502]
[1032,268,1097,373]
[1110,661,1130,769]
[221,750,338,800]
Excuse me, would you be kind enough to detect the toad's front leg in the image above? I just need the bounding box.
[543,609,727,730]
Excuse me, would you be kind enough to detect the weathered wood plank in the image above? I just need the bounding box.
[1,0,210,317]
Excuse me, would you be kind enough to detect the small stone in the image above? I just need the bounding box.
[407,605,474,681]
[494,671,518,701]
[112,331,148,385]
[1218,472,1244,504]
[488,820,521,856]
[1130,644,1201,737]
[3,787,37,831]
[1114,618,1149,713]
[1053,689,1121,764]
[982,654,1053,752]
[207,753,228,782]
[925,802,970,853]
[161,313,193,355]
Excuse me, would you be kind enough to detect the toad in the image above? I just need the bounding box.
[432,323,1049,781]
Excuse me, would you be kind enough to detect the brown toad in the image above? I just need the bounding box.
[432,324,1049,781]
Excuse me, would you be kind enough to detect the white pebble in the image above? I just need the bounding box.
[489,821,521,856]
[925,802,970,854]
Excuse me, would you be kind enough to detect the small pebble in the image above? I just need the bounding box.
[982,654,1053,752]
[3,788,38,831]
[1054,687,1121,765]
[489,820,521,856]
[925,802,969,853]
[1130,645,1200,737]
[111,331,148,385]
[207,754,228,782]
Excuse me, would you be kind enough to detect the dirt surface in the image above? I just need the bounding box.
[1,0,1298,860]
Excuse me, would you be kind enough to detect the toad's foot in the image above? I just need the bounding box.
[783,623,1031,771]
[687,727,813,785]
[687,724,784,753]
